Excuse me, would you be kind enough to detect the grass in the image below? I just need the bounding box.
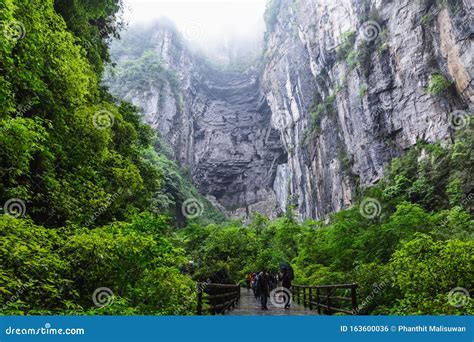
[336,31,356,61]
[426,72,452,96]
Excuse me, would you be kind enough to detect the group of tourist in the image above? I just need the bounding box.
[245,267,293,310]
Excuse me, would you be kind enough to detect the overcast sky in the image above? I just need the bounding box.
[122,0,267,49]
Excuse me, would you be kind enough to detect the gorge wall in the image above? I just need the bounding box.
[107,0,473,220]
[107,24,287,219]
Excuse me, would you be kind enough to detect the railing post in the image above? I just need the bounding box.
[308,287,313,310]
[303,287,307,307]
[351,284,358,315]
[326,288,332,315]
[235,285,240,306]
[290,283,358,315]
[197,284,203,315]
[316,287,321,314]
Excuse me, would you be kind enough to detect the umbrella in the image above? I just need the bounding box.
[279,262,294,280]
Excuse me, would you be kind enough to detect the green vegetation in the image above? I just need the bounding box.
[426,72,452,96]
[1,214,196,315]
[337,148,353,173]
[181,136,473,315]
[53,0,124,75]
[309,102,327,131]
[105,50,184,112]
[355,40,373,76]
[1,0,472,317]
[421,12,434,26]
[264,0,282,36]
[358,85,368,97]
[0,0,219,315]
[351,26,390,78]
[313,95,336,132]
[262,0,283,54]
[300,95,336,145]
[337,11,389,80]
[336,31,356,61]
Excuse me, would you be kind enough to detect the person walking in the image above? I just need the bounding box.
[245,273,252,290]
[251,273,258,298]
[281,268,292,309]
[256,269,270,310]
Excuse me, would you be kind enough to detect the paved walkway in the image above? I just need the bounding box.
[229,288,318,316]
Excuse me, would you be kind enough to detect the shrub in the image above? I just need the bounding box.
[388,234,473,314]
[336,31,356,61]
[0,216,72,314]
[421,13,433,26]
[0,215,197,315]
[426,72,452,96]
[351,263,399,314]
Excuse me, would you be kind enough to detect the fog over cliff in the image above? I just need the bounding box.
[122,0,267,65]
[107,0,473,221]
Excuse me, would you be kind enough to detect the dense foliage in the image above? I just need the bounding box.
[0,0,472,316]
[1,214,196,315]
[0,0,215,315]
[182,135,473,315]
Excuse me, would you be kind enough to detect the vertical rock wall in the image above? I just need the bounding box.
[262,0,473,219]
[108,0,472,220]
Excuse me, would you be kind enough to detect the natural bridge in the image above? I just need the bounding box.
[197,283,358,316]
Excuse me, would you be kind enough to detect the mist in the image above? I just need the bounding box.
[122,0,268,65]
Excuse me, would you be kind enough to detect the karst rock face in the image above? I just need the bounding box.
[109,25,287,220]
[108,0,472,220]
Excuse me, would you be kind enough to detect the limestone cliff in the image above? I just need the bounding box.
[262,0,473,219]
[107,23,286,219]
[106,0,473,220]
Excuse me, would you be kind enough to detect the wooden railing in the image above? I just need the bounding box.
[196,283,240,315]
[292,283,358,315]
